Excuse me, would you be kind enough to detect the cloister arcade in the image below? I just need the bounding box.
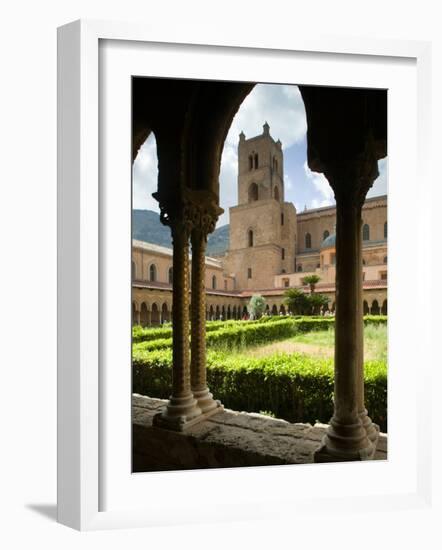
[132,77,387,462]
[133,287,387,326]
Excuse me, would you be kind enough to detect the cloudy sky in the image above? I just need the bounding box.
[133,84,388,227]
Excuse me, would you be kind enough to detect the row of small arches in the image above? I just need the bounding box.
[132,298,387,326]
[304,222,387,250]
[132,262,173,284]
[248,182,280,203]
[132,301,171,325]
[247,154,279,172]
[296,257,387,272]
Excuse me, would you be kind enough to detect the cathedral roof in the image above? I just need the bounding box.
[321,234,336,249]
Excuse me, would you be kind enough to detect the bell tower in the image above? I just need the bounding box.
[224,124,297,290]
[237,122,284,205]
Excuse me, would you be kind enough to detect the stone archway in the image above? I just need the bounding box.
[151,303,160,325]
[132,78,387,460]
[162,302,170,323]
[381,299,387,315]
[132,302,139,325]
[140,302,149,327]
[363,300,369,315]
[371,300,380,315]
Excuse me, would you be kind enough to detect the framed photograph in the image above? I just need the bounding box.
[57,19,432,530]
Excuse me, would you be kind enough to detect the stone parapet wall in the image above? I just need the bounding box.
[133,395,387,472]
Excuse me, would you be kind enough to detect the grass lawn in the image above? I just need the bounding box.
[234,323,387,363]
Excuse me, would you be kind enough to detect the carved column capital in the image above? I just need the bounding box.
[153,189,223,239]
[323,146,380,210]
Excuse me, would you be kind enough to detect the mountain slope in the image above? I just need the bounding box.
[132,209,229,256]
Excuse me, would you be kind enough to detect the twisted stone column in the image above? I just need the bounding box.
[190,208,222,415]
[356,214,379,445]
[315,159,378,461]
[153,200,202,430]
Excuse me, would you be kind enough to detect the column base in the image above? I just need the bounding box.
[192,388,224,415]
[152,394,202,432]
[153,394,223,432]
[314,439,376,462]
[314,417,377,463]
[360,409,380,445]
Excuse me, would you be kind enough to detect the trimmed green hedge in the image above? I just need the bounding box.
[132,349,387,431]
[132,315,387,343]
[134,318,299,352]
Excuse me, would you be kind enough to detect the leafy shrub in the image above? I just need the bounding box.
[132,348,387,431]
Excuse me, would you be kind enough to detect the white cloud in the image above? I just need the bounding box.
[224,84,306,150]
[284,174,293,191]
[218,83,307,225]
[367,157,388,198]
[132,134,160,212]
[132,83,308,225]
[303,161,335,208]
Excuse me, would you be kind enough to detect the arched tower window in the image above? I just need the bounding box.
[149,264,157,282]
[274,186,280,201]
[384,221,388,239]
[212,275,217,290]
[248,155,253,171]
[168,266,173,284]
[323,230,330,241]
[281,213,284,226]
[248,229,254,247]
[305,233,312,249]
[273,156,278,172]
[362,224,370,241]
[248,182,258,202]
[254,153,258,169]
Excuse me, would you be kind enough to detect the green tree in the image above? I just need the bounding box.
[301,274,321,293]
[283,288,310,315]
[248,294,267,319]
[307,293,330,315]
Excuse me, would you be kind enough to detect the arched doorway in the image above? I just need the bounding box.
[381,299,387,315]
[371,300,380,315]
[162,303,170,323]
[151,303,160,325]
[279,304,286,315]
[271,304,278,315]
[215,305,220,320]
[132,302,138,325]
[363,300,369,315]
[227,305,231,320]
[209,305,214,321]
[140,302,149,327]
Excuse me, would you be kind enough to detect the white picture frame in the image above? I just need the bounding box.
[57,19,433,531]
